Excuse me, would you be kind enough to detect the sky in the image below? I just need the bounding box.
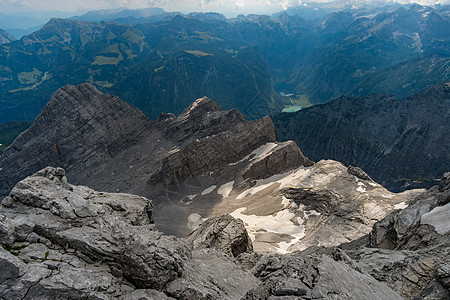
[0,0,447,17]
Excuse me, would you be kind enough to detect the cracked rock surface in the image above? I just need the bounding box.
[0,167,259,299]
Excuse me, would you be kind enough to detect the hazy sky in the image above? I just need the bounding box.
[0,0,447,16]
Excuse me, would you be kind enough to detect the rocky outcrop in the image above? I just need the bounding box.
[369,172,450,250]
[242,140,313,181]
[0,85,289,240]
[185,214,253,257]
[165,249,260,299]
[244,248,403,299]
[0,167,260,299]
[164,97,247,143]
[347,165,372,181]
[274,82,450,191]
[1,167,189,290]
[150,116,277,186]
[345,172,450,299]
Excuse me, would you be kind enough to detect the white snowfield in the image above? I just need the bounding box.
[218,181,234,198]
[230,207,305,254]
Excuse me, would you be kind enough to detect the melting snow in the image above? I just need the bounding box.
[230,207,305,254]
[304,209,321,219]
[236,182,275,200]
[394,202,408,210]
[187,213,208,231]
[236,167,322,200]
[421,203,450,235]
[281,196,291,208]
[218,181,234,198]
[230,142,277,165]
[356,186,366,193]
[201,185,216,195]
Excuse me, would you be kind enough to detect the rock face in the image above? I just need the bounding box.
[0,167,260,299]
[345,172,450,299]
[274,81,450,191]
[0,83,154,197]
[185,214,253,257]
[369,172,450,250]
[1,167,188,290]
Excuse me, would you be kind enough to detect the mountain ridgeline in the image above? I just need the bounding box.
[274,81,450,191]
[0,4,449,122]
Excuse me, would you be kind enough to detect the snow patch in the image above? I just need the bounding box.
[236,182,275,200]
[218,181,234,198]
[304,209,321,219]
[421,203,450,235]
[230,207,305,254]
[187,213,208,231]
[230,142,277,165]
[368,182,378,187]
[187,195,197,200]
[236,167,312,200]
[394,202,408,210]
[201,185,216,195]
[281,196,291,208]
[356,186,366,193]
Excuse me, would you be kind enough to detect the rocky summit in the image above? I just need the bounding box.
[0,83,449,299]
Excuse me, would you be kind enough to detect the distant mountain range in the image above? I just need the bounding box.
[0,3,448,123]
[274,81,450,191]
[71,7,166,22]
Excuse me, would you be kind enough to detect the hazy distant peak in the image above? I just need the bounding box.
[72,7,166,22]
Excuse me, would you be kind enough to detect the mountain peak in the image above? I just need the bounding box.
[0,83,152,196]
[183,96,222,115]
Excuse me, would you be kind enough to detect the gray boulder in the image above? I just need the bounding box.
[185,214,253,257]
[166,249,260,299]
